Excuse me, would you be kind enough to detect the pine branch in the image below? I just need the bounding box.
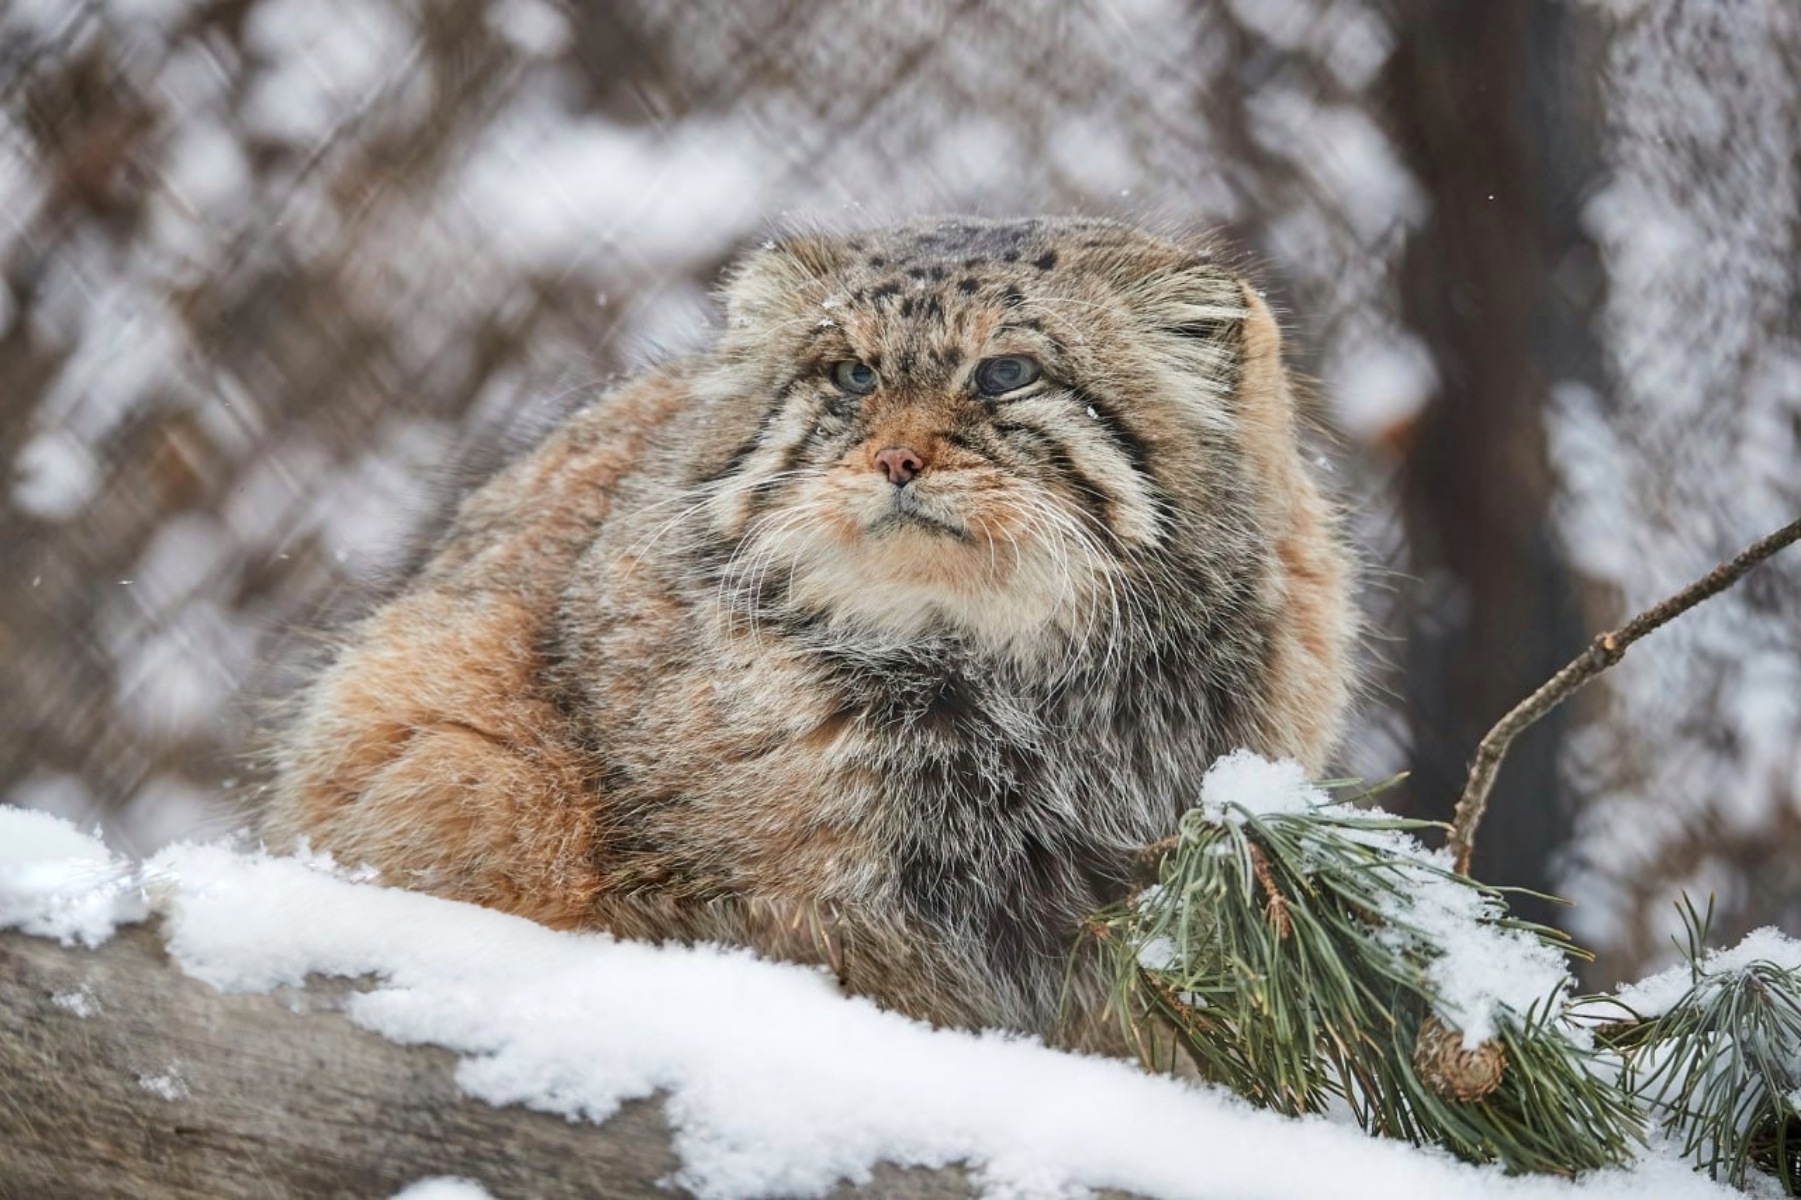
[1096,783,1642,1174]
[1449,515,1801,875]
[1592,899,1801,1193]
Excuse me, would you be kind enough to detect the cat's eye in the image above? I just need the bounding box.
[831,360,879,395]
[974,356,1041,397]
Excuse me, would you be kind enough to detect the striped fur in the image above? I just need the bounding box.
[264,217,1354,1045]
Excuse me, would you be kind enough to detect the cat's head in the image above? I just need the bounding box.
[687,216,1313,661]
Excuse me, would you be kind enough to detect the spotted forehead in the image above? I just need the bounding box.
[811,221,1128,349]
[836,218,1166,281]
[752,218,1219,383]
[820,270,1038,379]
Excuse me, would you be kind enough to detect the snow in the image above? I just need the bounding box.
[3,772,99,832]
[162,120,254,221]
[305,416,451,573]
[1046,113,1144,195]
[1329,332,1438,444]
[1194,753,1572,1046]
[0,805,1745,1200]
[112,598,261,741]
[1135,933,1177,971]
[137,1066,190,1101]
[0,809,147,947]
[240,0,414,146]
[10,429,103,521]
[1614,928,1801,1020]
[485,0,569,58]
[0,0,82,38]
[391,1178,496,1200]
[52,986,101,1018]
[1388,867,1573,1047]
[1246,90,1425,243]
[452,106,769,275]
[1198,749,1322,822]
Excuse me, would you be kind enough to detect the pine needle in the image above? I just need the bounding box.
[1092,774,1642,1175]
[1593,897,1801,1192]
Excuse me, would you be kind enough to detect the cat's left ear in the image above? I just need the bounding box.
[1233,283,1298,416]
[720,233,838,328]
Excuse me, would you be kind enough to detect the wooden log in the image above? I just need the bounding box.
[0,922,977,1199]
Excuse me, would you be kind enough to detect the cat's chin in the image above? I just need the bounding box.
[854,482,973,541]
[864,507,970,541]
[769,529,1101,655]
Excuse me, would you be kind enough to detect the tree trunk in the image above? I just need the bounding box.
[0,925,978,1199]
[1382,0,1608,924]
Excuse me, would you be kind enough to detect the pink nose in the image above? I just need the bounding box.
[874,446,924,485]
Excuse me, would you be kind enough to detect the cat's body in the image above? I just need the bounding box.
[265,217,1353,1043]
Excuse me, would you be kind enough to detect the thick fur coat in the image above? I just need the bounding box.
[264,217,1354,1045]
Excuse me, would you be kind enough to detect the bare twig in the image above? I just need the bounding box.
[1448,516,1801,875]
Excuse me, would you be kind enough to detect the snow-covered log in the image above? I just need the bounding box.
[0,808,1746,1200]
[0,921,974,1200]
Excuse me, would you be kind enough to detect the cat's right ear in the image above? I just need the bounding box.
[721,235,837,329]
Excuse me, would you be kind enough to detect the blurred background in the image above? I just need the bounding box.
[1,0,1796,989]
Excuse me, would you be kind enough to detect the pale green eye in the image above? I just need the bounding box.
[832,360,879,395]
[974,355,1041,396]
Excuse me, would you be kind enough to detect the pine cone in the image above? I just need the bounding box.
[1413,1014,1506,1102]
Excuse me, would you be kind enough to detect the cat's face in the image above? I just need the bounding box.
[692,217,1262,655]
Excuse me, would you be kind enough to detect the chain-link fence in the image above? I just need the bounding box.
[3,0,1797,986]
